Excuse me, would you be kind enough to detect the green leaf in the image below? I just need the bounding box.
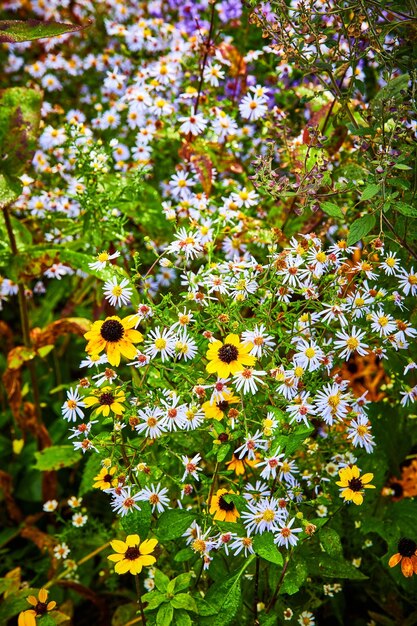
[120,502,152,540]
[253,532,283,566]
[79,454,103,496]
[0,20,89,43]
[174,548,194,563]
[172,573,192,594]
[314,554,368,579]
[33,445,81,471]
[156,509,197,541]
[395,202,417,218]
[280,559,308,595]
[0,588,39,621]
[0,87,42,208]
[171,594,197,612]
[205,556,255,626]
[360,184,380,202]
[157,602,174,626]
[174,610,192,626]
[393,163,412,170]
[154,569,170,593]
[143,591,168,611]
[320,201,344,219]
[347,214,376,245]
[320,527,343,558]
[0,173,22,209]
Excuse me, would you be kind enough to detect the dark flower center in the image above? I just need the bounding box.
[217,401,229,412]
[99,392,115,406]
[218,495,236,512]
[100,319,124,342]
[125,546,140,560]
[398,537,417,557]
[35,602,48,615]
[104,473,113,483]
[348,477,363,492]
[391,482,404,498]
[218,343,239,363]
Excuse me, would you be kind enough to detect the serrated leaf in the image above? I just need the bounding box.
[173,610,192,626]
[320,201,344,218]
[360,184,380,202]
[205,556,255,626]
[33,445,81,471]
[0,19,89,43]
[157,602,174,626]
[0,87,42,180]
[0,173,22,209]
[154,569,170,593]
[170,594,197,612]
[156,510,197,541]
[172,573,191,594]
[280,559,308,595]
[143,591,168,611]
[395,202,417,218]
[347,214,376,245]
[120,502,152,540]
[253,532,283,566]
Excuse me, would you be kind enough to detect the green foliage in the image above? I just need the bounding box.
[0,19,88,43]
[33,445,81,470]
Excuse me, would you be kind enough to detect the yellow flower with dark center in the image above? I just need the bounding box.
[108,534,158,575]
[18,588,56,626]
[209,488,240,522]
[84,386,126,417]
[93,466,118,490]
[84,315,143,367]
[206,334,255,378]
[336,465,375,505]
[202,393,240,421]
[226,453,258,476]
[389,537,417,577]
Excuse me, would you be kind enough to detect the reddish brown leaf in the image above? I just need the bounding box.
[0,470,23,523]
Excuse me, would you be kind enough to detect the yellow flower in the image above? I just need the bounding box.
[336,465,375,505]
[18,588,56,626]
[202,393,240,421]
[209,488,240,522]
[84,386,126,417]
[389,538,417,577]
[226,453,257,476]
[84,315,143,366]
[93,466,118,490]
[108,534,158,575]
[206,334,255,378]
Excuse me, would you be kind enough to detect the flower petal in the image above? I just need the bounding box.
[110,540,127,553]
[126,534,140,547]
[140,538,158,554]
[388,553,402,568]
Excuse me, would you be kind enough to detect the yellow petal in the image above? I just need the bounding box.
[139,554,156,567]
[115,559,132,575]
[352,492,363,505]
[126,534,140,547]
[110,540,127,553]
[47,601,56,611]
[140,538,158,554]
[26,596,38,607]
[18,611,36,626]
[129,560,143,575]
[351,465,360,478]
[388,553,401,568]
[106,343,121,366]
[361,473,374,484]
[38,589,48,603]
[225,334,240,346]
[108,553,124,562]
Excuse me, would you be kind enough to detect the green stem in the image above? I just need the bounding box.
[135,574,147,625]
[3,206,42,423]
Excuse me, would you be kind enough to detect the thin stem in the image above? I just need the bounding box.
[44,542,111,588]
[135,574,147,625]
[253,556,260,625]
[3,206,42,422]
[265,552,292,613]
[194,0,217,115]
[382,214,417,261]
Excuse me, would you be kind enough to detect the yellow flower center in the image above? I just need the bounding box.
[408,275,417,285]
[192,539,206,553]
[305,347,316,358]
[155,338,167,350]
[261,509,275,522]
[357,425,368,436]
[346,337,359,350]
[147,417,158,427]
[67,400,77,409]
[98,252,109,262]
[328,394,340,408]
[112,286,123,297]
